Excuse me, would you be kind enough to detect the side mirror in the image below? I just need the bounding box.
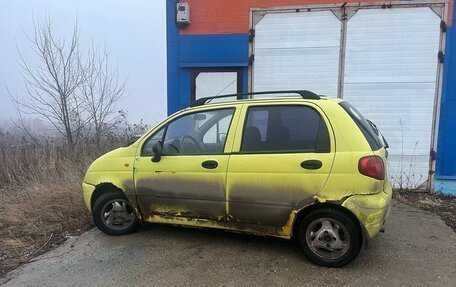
[151,142,163,163]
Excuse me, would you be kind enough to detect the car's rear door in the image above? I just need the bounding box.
[226,102,335,227]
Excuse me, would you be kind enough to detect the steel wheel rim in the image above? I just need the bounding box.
[101,199,136,231]
[305,217,350,260]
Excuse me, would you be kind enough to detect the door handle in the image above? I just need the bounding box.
[202,160,218,169]
[301,160,322,170]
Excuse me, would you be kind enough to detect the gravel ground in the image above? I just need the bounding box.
[394,190,456,233]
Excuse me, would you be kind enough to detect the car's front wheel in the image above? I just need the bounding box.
[297,207,362,267]
[92,191,140,236]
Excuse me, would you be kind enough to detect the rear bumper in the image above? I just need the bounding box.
[82,182,96,211]
[342,187,392,239]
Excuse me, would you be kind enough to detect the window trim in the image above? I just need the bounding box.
[141,107,237,157]
[239,104,332,155]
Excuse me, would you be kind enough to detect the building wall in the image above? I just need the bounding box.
[167,0,249,113]
[180,0,378,34]
[166,0,456,194]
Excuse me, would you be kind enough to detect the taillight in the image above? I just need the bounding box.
[358,156,385,180]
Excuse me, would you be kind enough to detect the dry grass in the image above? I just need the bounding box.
[0,179,92,275]
[0,136,121,276]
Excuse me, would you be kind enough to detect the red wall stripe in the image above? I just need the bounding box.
[180,0,453,35]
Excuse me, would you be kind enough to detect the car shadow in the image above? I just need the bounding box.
[139,222,301,250]
[129,222,379,268]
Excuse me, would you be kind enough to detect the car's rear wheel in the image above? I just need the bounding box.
[92,191,139,236]
[297,207,361,267]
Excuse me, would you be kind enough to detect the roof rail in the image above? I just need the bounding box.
[190,90,320,107]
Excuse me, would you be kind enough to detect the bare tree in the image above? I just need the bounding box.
[10,18,124,150]
[80,46,125,149]
[10,19,88,149]
[9,108,41,146]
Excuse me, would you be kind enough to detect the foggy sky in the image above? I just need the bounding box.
[0,0,167,127]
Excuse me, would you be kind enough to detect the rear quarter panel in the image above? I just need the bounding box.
[317,100,392,239]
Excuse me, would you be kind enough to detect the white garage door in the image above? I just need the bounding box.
[343,8,441,188]
[252,7,442,189]
[253,11,341,96]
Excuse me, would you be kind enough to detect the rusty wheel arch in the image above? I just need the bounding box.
[90,183,125,210]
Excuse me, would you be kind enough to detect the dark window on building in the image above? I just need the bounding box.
[241,105,330,153]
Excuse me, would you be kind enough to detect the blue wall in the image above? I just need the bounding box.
[166,0,249,115]
[166,0,182,114]
[180,34,249,67]
[435,7,456,195]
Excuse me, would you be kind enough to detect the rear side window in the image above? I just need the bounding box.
[339,101,382,150]
[241,105,330,153]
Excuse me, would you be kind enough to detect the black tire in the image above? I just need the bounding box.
[92,191,140,236]
[296,207,362,267]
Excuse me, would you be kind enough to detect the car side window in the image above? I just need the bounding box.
[202,114,231,145]
[161,108,235,155]
[241,105,330,153]
[141,128,165,156]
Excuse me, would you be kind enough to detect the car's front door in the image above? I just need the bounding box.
[226,103,335,227]
[134,106,239,221]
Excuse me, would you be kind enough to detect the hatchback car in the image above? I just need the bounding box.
[82,90,392,267]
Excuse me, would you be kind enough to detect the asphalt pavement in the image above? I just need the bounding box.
[2,200,456,287]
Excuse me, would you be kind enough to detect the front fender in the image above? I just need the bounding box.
[82,146,138,215]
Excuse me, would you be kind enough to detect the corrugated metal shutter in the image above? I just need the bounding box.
[253,11,341,95]
[253,6,442,188]
[343,8,441,188]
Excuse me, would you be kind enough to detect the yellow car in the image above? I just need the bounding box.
[82,90,392,267]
